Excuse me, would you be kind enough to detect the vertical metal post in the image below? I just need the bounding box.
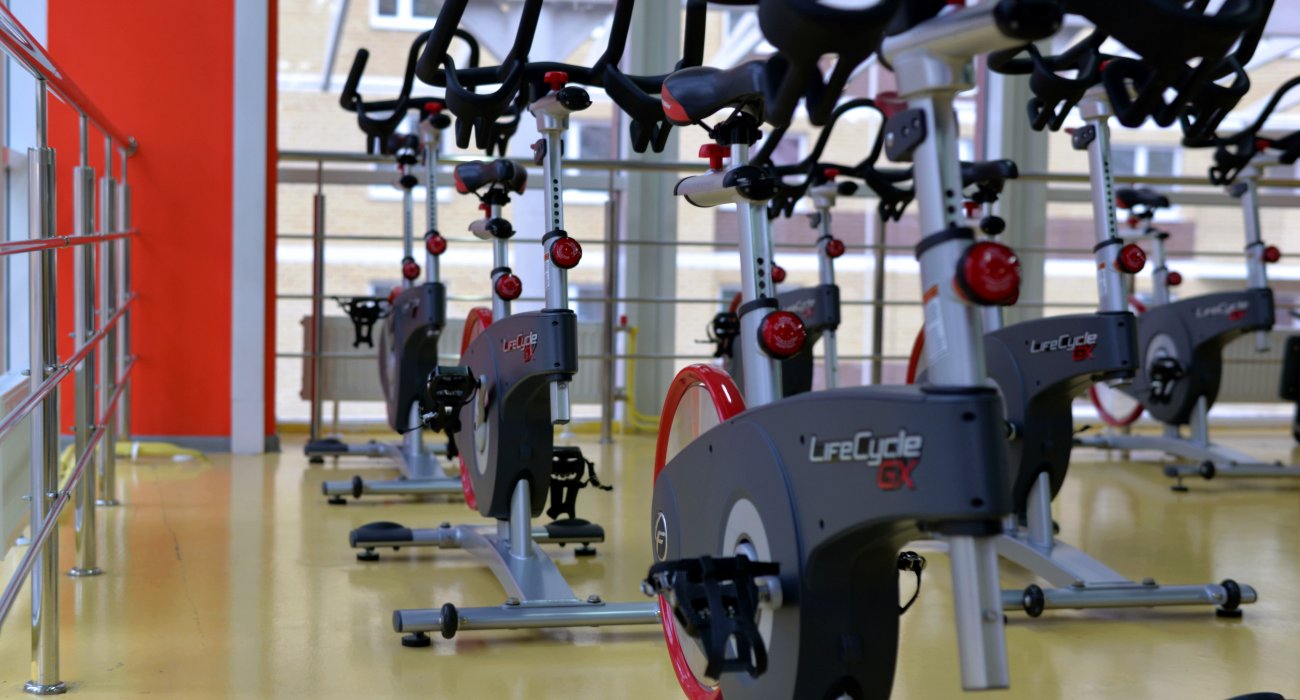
[97,136,120,507]
[308,164,326,441]
[116,148,132,440]
[731,141,781,408]
[70,114,102,578]
[1235,171,1271,351]
[599,190,620,444]
[26,78,66,696]
[869,213,886,385]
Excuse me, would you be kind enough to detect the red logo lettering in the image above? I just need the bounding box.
[1229,309,1247,322]
[1072,343,1096,362]
[877,459,918,491]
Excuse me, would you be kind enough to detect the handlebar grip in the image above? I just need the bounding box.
[417,0,469,85]
[340,49,369,111]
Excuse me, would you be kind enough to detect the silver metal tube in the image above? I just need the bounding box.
[308,169,326,441]
[1151,233,1172,306]
[393,601,660,633]
[96,141,119,508]
[1079,92,1126,314]
[814,206,840,389]
[731,141,780,407]
[870,215,886,385]
[423,125,440,283]
[508,480,531,560]
[1026,472,1054,551]
[118,178,132,441]
[27,81,66,692]
[114,161,128,440]
[71,158,101,578]
[401,176,415,290]
[540,128,572,424]
[946,534,1010,691]
[600,196,619,443]
[1235,173,1271,352]
[489,202,510,320]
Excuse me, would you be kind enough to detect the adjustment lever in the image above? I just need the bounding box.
[422,366,478,433]
[642,555,781,682]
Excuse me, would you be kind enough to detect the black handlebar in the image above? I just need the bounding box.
[758,98,886,219]
[1199,75,1300,185]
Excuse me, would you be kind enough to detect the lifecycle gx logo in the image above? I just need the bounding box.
[808,428,923,491]
[502,331,539,362]
[1029,331,1099,363]
[1195,300,1249,322]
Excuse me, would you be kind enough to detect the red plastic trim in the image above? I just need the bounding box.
[1088,385,1144,427]
[456,308,494,509]
[905,328,925,385]
[653,364,743,700]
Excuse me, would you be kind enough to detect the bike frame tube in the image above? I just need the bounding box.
[733,140,781,408]
[1079,88,1127,314]
[490,201,511,321]
[533,90,574,424]
[1236,163,1271,351]
[814,199,839,389]
[401,165,415,291]
[422,121,441,284]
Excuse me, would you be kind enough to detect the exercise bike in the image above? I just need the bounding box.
[354,0,700,645]
[905,15,1267,616]
[643,1,1070,697]
[309,32,463,503]
[1077,73,1300,488]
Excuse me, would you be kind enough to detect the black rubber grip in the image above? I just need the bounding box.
[340,49,368,111]
[544,518,605,542]
[349,521,414,547]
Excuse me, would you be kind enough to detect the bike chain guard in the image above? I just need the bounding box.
[644,555,781,682]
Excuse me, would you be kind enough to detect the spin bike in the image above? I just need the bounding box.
[947,29,1261,616]
[357,2,686,643]
[1079,76,1300,487]
[643,1,1066,697]
[308,34,462,503]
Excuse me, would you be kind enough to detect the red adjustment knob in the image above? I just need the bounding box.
[544,71,568,92]
[963,201,981,218]
[699,143,731,171]
[402,257,421,280]
[424,101,445,114]
[825,238,846,259]
[619,314,628,327]
[425,233,447,256]
[388,286,401,304]
[956,241,1021,306]
[771,265,787,284]
[1264,245,1282,263]
[1167,270,1183,286]
[875,91,907,119]
[758,311,807,360]
[823,167,840,181]
[495,274,522,301]
[479,202,491,217]
[551,237,583,269]
[1116,243,1147,274]
[1256,138,1272,153]
[1127,215,1140,229]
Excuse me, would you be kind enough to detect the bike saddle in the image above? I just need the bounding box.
[453,159,526,195]
[1116,187,1170,212]
[662,61,767,126]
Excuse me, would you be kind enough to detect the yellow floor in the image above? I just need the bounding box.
[2,429,1299,698]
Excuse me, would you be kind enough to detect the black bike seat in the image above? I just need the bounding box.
[962,159,1020,189]
[1116,187,1170,211]
[662,61,766,125]
[453,159,526,195]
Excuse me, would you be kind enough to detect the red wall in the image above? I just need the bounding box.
[48,1,276,440]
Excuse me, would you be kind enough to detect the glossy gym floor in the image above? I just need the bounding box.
[1,429,1296,699]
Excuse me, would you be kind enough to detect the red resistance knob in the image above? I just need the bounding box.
[823,167,840,181]
[479,202,491,218]
[956,241,1021,306]
[551,237,582,269]
[963,201,981,219]
[1116,243,1147,274]
[495,273,522,301]
[402,257,421,280]
[425,232,447,256]
[1256,138,1272,153]
[825,238,846,259]
[758,310,807,359]
[699,143,731,171]
[424,101,445,114]
[771,265,787,284]
[544,70,568,92]
[1264,245,1282,263]
[388,286,401,304]
[1127,215,1140,229]
[1167,270,1183,286]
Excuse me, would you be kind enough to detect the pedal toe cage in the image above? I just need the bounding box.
[547,446,611,521]
[333,296,392,348]
[645,555,780,681]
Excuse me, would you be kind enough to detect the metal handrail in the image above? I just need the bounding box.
[0,229,136,256]
[0,296,133,442]
[0,358,134,630]
[0,5,134,150]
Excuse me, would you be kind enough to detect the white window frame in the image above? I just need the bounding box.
[369,0,439,32]
[1111,143,1183,215]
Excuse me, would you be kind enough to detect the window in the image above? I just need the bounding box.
[370,0,440,31]
[574,122,613,160]
[572,284,604,323]
[1111,144,1179,179]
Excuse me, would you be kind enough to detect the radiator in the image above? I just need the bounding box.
[299,315,384,402]
[1219,329,1293,402]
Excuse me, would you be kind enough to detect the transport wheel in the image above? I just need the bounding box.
[653,364,746,700]
[457,308,493,510]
